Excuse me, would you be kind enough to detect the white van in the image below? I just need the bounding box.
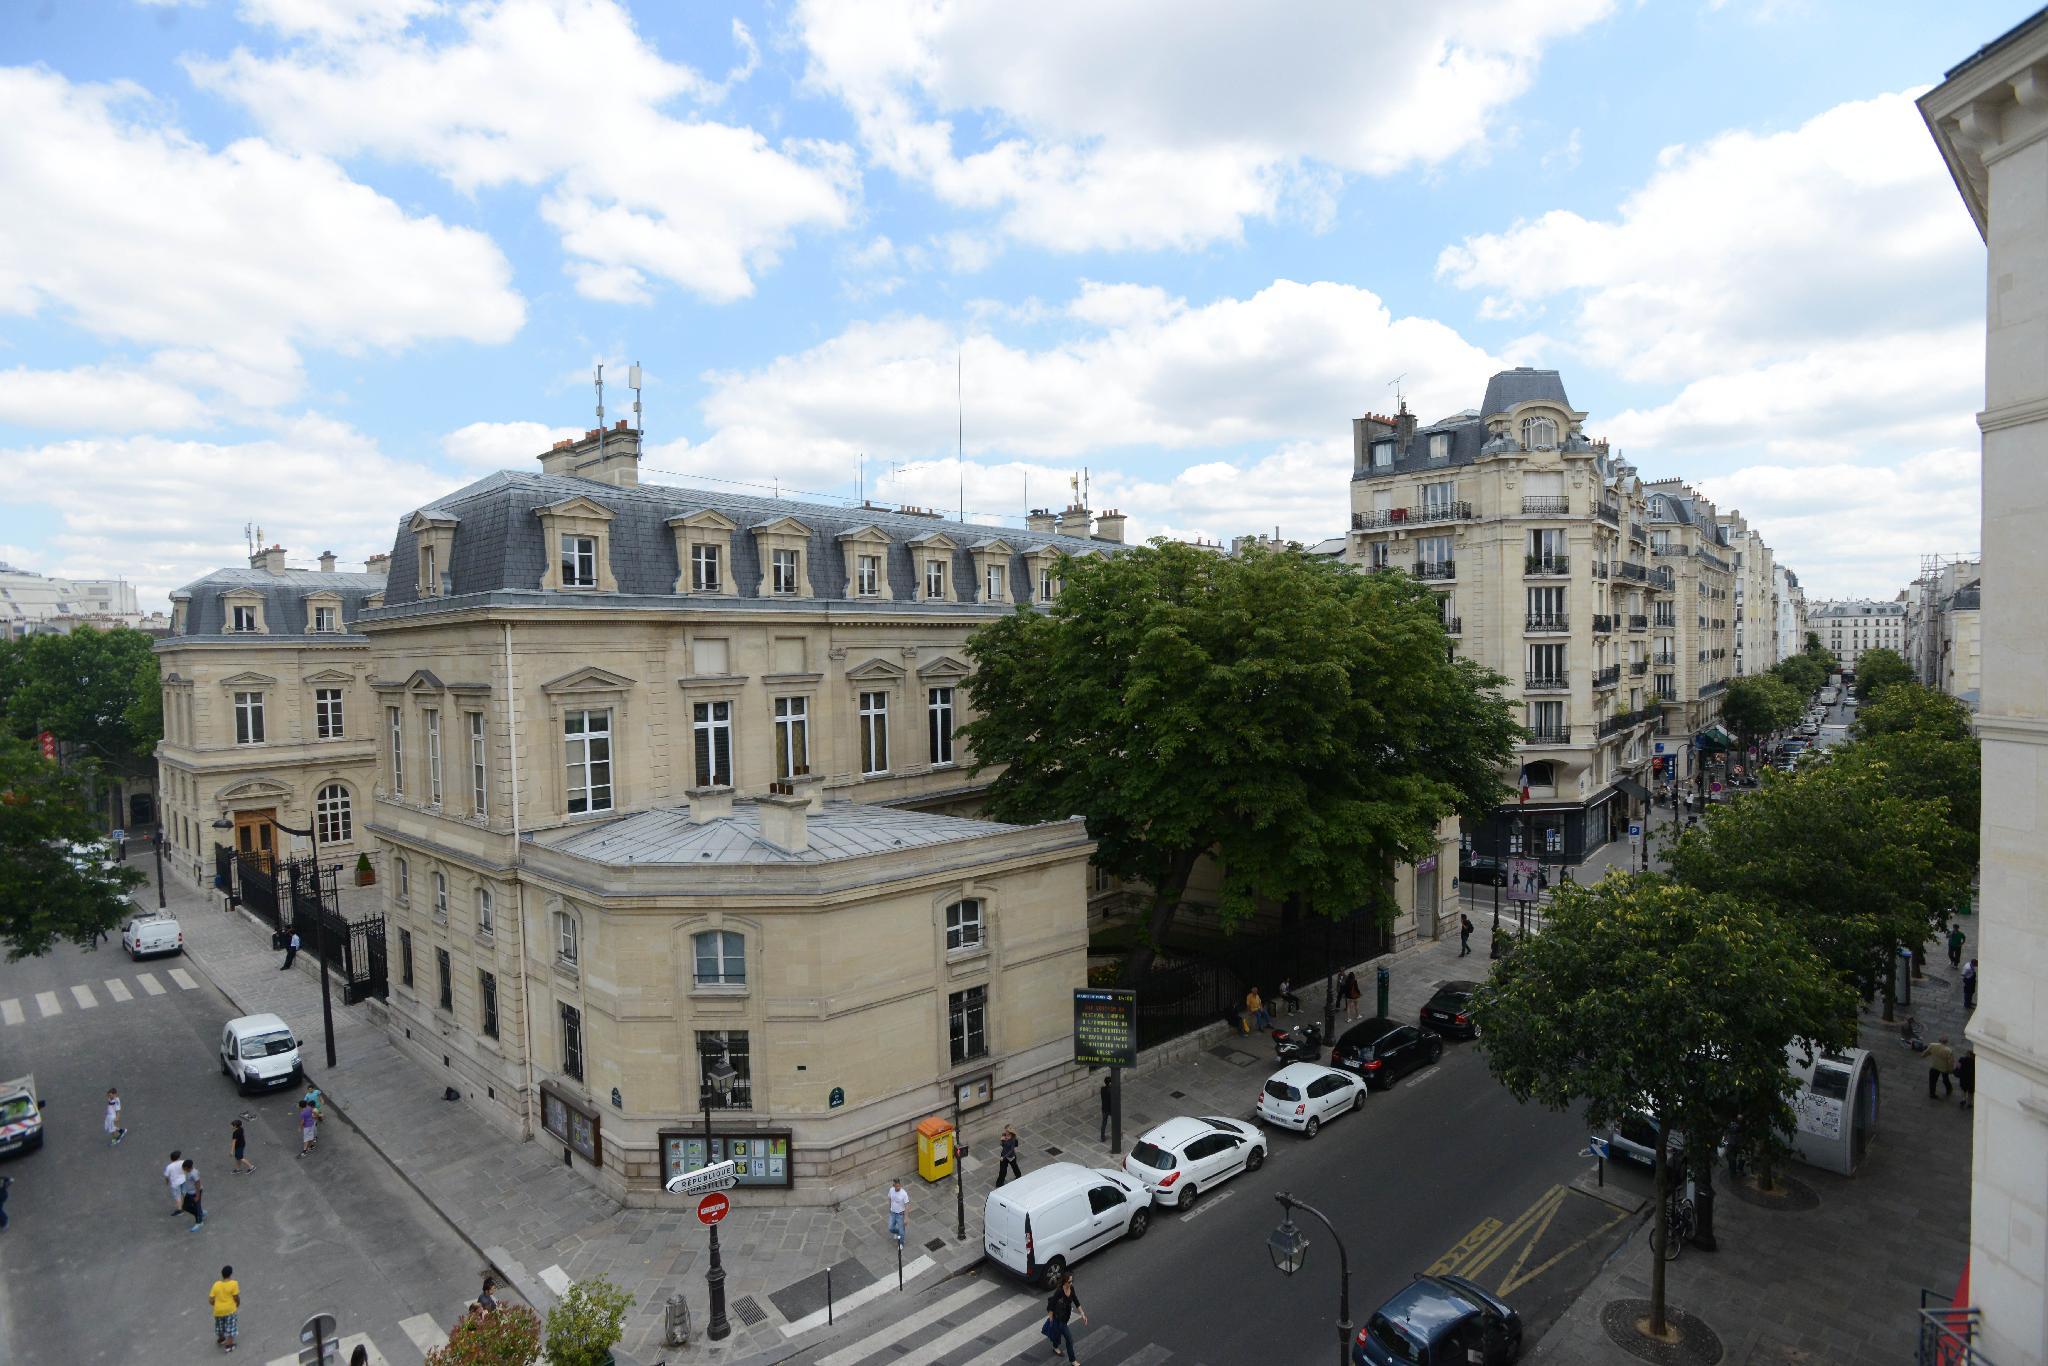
[220,1013,303,1093]
[121,911,182,959]
[983,1161,1150,1288]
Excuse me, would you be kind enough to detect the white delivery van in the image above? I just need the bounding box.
[984,1162,1150,1288]
[220,1013,303,1093]
[121,911,183,959]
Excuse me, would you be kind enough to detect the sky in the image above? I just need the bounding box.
[0,0,2023,612]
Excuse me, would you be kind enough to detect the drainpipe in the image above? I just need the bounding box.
[506,621,536,1140]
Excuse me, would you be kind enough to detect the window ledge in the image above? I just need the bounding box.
[946,943,989,964]
[690,983,749,999]
[475,929,495,947]
[555,959,580,980]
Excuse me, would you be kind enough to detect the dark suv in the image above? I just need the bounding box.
[1354,1274,1523,1364]
[1332,1017,1443,1089]
[1458,853,1508,887]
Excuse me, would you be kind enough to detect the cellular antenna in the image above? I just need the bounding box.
[628,362,643,433]
[1389,374,1406,410]
[957,350,965,524]
[595,364,606,466]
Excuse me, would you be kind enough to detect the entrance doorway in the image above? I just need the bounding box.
[234,808,276,872]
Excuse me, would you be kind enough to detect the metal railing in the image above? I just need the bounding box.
[1616,562,1648,583]
[1521,496,1570,516]
[1594,665,1621,688]
[1916,1289,1990,1366]
[1699,679,1727,697]
[1630,660,1648,676]
[1629,523,1646,544]
[1353,502,1476,530]
[1524,674,1570,692]
[1408,501,1474,525]
[1654,654,1677,666]
[1524,554,1569,576]
[1650,568,1675,591]
[1628,614,1649,630]
[1412,561,1456,581]
[1592,614,1615,633]
[1591,560,1610,580]
[1443,617,1462,635]
[1525,726,1572,744]
[1595,502,1620,526]
[1525,613,1569,632]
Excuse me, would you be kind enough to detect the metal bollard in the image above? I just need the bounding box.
[827,1267,834,1326]
[662,1292,691,1348]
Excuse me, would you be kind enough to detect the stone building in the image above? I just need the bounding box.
[1641,479,1737,738]
[153,547,388,885]
[1715,510,1777,678]
[1809,599,1907,674]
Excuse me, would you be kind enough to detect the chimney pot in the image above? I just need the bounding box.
[318,551,337,573]
[364,552,392,577]
[757,790,810,853]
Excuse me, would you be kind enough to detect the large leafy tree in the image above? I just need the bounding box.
[1837,683,1980,879]
[1769,651,1827,698]
[961,542,1519,982]
[1719,675,1802,750]
[1851,682,1973,743]
[1851,647,1914,702]
[0,735,146,958]
[1471,875,1850,1340]
[0,626,162,763]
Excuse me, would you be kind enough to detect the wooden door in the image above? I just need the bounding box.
[234,808,276,871]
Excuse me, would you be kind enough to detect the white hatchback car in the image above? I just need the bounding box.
[1123,1115,1264,1209]
[120,911,183,960]
[1258,1062,1367,1138]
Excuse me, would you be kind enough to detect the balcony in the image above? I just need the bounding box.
[1629,523,1646,544]
[1628,614,1649,631]
[1524,554,1570,576]
[1592,614,1615,633]
[1616,561,1648,583]
[1595,501,1620,527]
[1652,615,1677,630]
[1699,679,1728,698]
[1591,560,1610,580]
[1525,726,1572,745]
[1630,660,1649,676]
[1655,688,1678,703]
[1650,568,1675,591]
[1443,617,1462,636]
[1524,673,1571,693]
[1654,654,1676,667]
[1412,560,1456,581]
[1407,500,1475,526]
[1521,496,1570,516]
[1525,613,1570,633]
[1594,664,1622,689]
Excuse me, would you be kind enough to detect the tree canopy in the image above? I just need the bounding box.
[961,542,1520,981]
[1471,874,1851,1337]
[0,627,162,766]
[1851,647,1913,702]
[1719,675,1802,748]
[0,735,146,959]
[1834,682,1980,880]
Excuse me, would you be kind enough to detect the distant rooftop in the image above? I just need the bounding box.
[539,798,1034,867]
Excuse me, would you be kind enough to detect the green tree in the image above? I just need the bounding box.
[1837,683,1980,882]
[1768,651,1827,698]
[961,543,1520,982]
[428,1305,543,1366]
[0,735,146,958]
[1719,675,1802,750]
[1851,682,1973,743]
[0,627,161,761]
[543,1278,632,1366]
[1851,647,1913,702]
[1471,875,1850,1341]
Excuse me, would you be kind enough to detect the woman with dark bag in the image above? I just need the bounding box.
[1043,1271,1088,1362]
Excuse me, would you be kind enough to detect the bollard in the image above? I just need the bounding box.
[1375,965,1390,1019]
[897,1241,904,1289]
[826,1267,833,1326]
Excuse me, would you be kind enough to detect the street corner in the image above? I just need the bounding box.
[1424,1180,1643,1348]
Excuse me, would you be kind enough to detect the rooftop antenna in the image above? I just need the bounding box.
[858,452,865,504]
[1390,374,1407,411]
[244,522,256,558]
[1083,466,1090,505]
[957,350,965,524]
[595,364,606,466]
[628,362,643,433]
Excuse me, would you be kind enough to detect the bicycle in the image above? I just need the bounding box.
[1652,1190,1698,1261]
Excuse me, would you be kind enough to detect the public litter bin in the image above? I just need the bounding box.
[915,1115,955,1182]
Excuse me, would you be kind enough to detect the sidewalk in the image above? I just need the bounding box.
[153,867,1505,1364]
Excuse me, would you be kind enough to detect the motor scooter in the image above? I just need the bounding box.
[1271,1022,1323,1064]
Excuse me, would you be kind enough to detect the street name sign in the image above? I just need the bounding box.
[665,1158,739,1196]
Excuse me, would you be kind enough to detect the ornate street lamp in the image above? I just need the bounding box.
[701,1049,739,1342]
[1267,1192,1352,1366]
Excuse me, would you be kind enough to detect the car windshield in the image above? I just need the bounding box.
[0,1096,33,1123]
[1127,1141,1175,1171]
[1263,1079,1300,1101]
[249,1032,295,1057]
[1366,1313,1425,1364]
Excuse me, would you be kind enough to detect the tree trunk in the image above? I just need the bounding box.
[1880,952,1896,1024]
[1690,1144,1717,1252]
[1649,1118,1670,1338]
[1116,850,1201,988]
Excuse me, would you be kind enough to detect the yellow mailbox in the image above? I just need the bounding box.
[915,1114,956,1182]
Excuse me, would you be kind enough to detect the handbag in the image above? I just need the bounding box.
[1041,1317,1061,1343]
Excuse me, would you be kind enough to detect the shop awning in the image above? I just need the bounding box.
[1615,776,1654,802]
[1695,725,1738,751]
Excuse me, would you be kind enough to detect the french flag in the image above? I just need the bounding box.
[1519,766,1530,803]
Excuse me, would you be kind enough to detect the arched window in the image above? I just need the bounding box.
[693,930,746,986]
[1520,416,1557,450]
[315,784,352,844]
[1523,760,1557,789]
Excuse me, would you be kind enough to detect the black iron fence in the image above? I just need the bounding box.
[1126,906,1391,1050]
[223,849,386,1004]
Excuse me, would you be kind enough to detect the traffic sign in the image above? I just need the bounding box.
[298,1312,339,1366]
[698,1192,730,1225]
[1628,824,1642,837]
[1588,1135,1611,1160]
[665,1158,738,1196]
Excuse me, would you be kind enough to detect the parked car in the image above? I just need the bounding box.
[1354,1274,1523,1365]
[1123,1116,1265,1209]
[1332,1017,1444,1089]
[1258,1062,1367,1138]
[1596,1109,1687,1172]
[983,1161,1150,1288]
[1419,981,1480,1040]
[120,911,182,960]
[0,1074,45,1157]
[220,1013,303,1093]
[1458,853,1508,887]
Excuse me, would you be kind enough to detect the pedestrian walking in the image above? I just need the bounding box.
[995,1125,1024,1187]
[210,1265,240,1353]
[280,930,300,970]
[1042,1271,1088,1363]
[1246,987,1268,1033]
[1342,970,1362,1020]
[230,1121,253,1174]
[297,1099,318,1157]
[179,1159,205,1231]
[301,1084,325,1130]
[1458,913,1474,957]
[1947,923,1966,970]
[104,1088,126,1145]
[350,1346,370,1366]
[1958,1051,1976,1110]
[165,1150,187,1210]
[1098,1076,1112,1142]
[1925,1037,1958,1100]
[886,1178,909,1246]
[476,1273,500,1312]
[1963,958,1979,1011]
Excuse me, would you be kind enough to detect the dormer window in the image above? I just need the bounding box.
[985,564,1006,600]
[1520,416,1558,450]
[692,543,721,593]
[420,545,440,597]
[1372,441,1394,469]
[924,559,946,599]
[857,555,881,596]
[314,605,339,632]
[561,534,598,588]
[232,605,258,632]
[1428,432,1451,461]
[772,548,800,595]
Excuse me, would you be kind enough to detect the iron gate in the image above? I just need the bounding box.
[343,918,389,1005]
[239,855,279,927]
[213,843,237,904]
[224,850,386,1004]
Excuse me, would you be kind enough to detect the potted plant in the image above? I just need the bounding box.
[354,852,375,887]
[545,1277,632,1366]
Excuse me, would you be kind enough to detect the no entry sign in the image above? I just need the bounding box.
[697,1192,730,1225]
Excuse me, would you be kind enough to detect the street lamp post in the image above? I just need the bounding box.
[701,1051,738,1342]
[216,810,336,1069]
[149,775,167,910]
[1266,1191,1352,1366]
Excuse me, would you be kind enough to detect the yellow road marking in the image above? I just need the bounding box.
[1463,1184,1566,1281]
[1497,1199,1637,1296]
[1426,1217,1502,1276]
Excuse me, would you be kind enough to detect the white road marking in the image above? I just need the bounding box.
[779,1254,935,1337]
[70,983,98,1009]
[538,1264,571,1296]
[957,1322,1126,1366]
[1178,1187,1237,1222]
[1122,1346,1176,1366]
[136,972,165,996]
[169,967,199,990]
[1407,1064,1443,1087]
[34,991,60,1018]
[398,1314,444,1354]
[892,1295,1027,1366]
[815,1280,1003,1366]
[1,999,21,1026]
[103,978,132,1002]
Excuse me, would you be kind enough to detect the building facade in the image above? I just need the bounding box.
[1905,557,1984,707]
[153,548,388,885]
[1717,511,1778,677]
[0,563,146,640]
[1809,599,1907,674]
[1641,480,1738,739]
[1925,23,2048,1357]
[1775,565,1805,662]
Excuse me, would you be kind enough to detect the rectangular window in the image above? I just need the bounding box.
[773,697,808,779]
[693,700,733,787]
[858,690,889,775]
[420,545,438,596]
[432,871,448,923]
[928,687,954,765]
[564,708,613,814]
[856,554,880,596]
[435,948,452,1011]
[1371,440,1394,469]
[396,856,409,902]
[480,971,498,1039]
[949,985,988,1065]
[1529,700,1566,738]
[692,637,729,675]
[771,548,799,595]
[1420,481,1454,513]
[314,605,339,632]
[232,604,258,632]
[924,558,946,599]
[1038,566,1056,599]
[476,885,494,936]
[561,534,597,588]
[424,708,443,806]
[691,542,722,593]
[946,898,984,952]
[1417,535,1452,568]
[1428,432,1450,461]
[468,712,487,816]
[984,563,1006,600]
[234,692,265,745]
[696,1030,751,1109]
[388,706,404,794]
[560,1004,583,1080]
[1370,541,1391,570]
[1530,528,1567,559]
[693,930,746,987]
[556,911,579,966]
[399,928,413,987]
[1528,642,1567,683]
[315,687,345,739]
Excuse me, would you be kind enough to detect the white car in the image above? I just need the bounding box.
[983,1162,1150,1287]
[1123,1115,1265,1209]
[221,1013,304,1093]
[1258,1062,1367,1138]
[120,911,183,959]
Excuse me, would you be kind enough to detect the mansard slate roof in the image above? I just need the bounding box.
[1353,368,1587,482]
[166,567,388,641]
[541,798,1030,866]
[1480,367,1573,416]
[364,471,1117,616]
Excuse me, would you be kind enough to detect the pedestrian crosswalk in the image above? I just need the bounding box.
[262,1313,445,1366]
[0,965,199,1026]
[804,1278,1208,1366]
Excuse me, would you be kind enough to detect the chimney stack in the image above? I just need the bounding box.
[1058,504,1092,537]
[250,545,289,574]
[688,786,734,823]
[318,551,337,573]
[364,552,392,578]
[1093,510,1126,544]
[1395,400,1417,448]
[538,423,641,488]
[1024,508,1058,534]
[756,788,809,853]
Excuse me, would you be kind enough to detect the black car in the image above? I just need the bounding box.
[1419,982,1479,1040]
[1332,1017,1443,1089]
[1458,853,1508,887]
[1353,1274,1523,1365]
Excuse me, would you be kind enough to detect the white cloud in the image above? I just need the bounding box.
[237,0,439,39]
[0,67,523,410]
[195,0,857,304]
[0,363,211,431]
[441,419,581,467]
[797,0,1612,253]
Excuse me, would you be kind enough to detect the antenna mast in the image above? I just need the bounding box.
[1390,373,1406,411]
[595,364,606,466]
[957,351,965,524]
[628,362,643,433]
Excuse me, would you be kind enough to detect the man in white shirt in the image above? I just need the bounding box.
[886,1179,910,1246]
[165,1150,186,1213]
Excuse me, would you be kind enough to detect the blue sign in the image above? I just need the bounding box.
[1628,824,1642,837]
[1653,742,1667,754]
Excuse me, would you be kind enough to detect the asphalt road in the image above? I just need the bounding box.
[788,1038,1647,1366]
[0,937,481,1365]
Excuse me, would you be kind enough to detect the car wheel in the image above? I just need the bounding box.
[1351,1089,1366,1113]
[1245,1147,1265,1172]
[220,1057,230,1077]
[1303,1116,1321,1139]
[1431,1039,1445,1063]
[1125,1207,1149,1240]
[1041,1256,1067,1290]
[1176,1184,1197,1211]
